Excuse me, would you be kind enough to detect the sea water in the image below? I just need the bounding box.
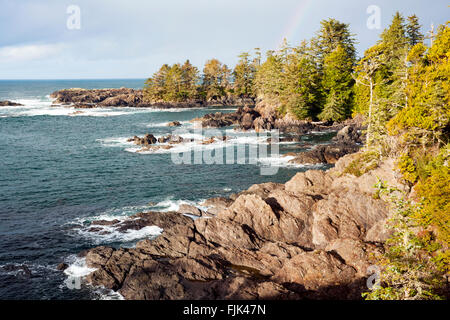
[0,79,334,299]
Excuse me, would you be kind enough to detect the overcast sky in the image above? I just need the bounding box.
[0,0,448,79]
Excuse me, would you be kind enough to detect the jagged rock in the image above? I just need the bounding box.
[272,249,357,292]
[177,204,203,217]
[232,182,285,200]
[57,263,69,271]
[288,143,360,165]
[332,125,362,145]
[80,151,401,300]
[167,121,181,127]
[240,113,255,130]
[129,134,157,145]
[195,217,262,249]
[325,239,381,276]
[285,170,333,196]
[91,219,120,226]
[200,197,233,215]
[330,158,408,195]
[52,88,258,109]
[85,246,114,268]
[311,191,388,248]
[364,219,393,243]
[0,100,23,107]
[168,135,184,144]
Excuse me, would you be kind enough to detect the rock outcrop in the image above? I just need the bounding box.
[167,121,181,127]
[128,134,157,146]
[0,100,23,107]
[286,125,363,165]
[78,152,401,300]
[50,88,256,109]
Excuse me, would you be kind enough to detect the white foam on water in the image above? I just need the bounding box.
[124,131,273,155]
[72,204,155,226]
[1,98,213,118]
[63,256,97,278]
[76,224,163,245]
[149,197,207,212]
[0,262,56,277]
[69,199,206,244]
[61,255,124,300]
[0,98,132,117]
[70,204,165,245]
[145,120,193,128]
[96,137,134,148]
[92,286,125,300]
[257,154,327,169]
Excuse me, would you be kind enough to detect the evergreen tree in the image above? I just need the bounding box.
[144,62,199,103]
[365,24,450,301]
[253,50,285,103]
[319,45,354,122]
[180,60,200,100]
[354,12,410,150]
[144,64,171,102]
[281,42,321,119]
[406,14,424,46]
[202,59,231,100]
[354,43,386,147]
[312,18,356,67]
[376,12,410,125]
[233,52,256,97]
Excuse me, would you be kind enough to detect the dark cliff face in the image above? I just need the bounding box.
[50,88,150,108]
[50,88,256,109]
[0,100,23,106]
[75,150,402,300]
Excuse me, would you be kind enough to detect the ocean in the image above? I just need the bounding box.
[0,79,334,299]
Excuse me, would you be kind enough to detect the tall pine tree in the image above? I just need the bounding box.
[319,45,354,122]
[406,14,424,46]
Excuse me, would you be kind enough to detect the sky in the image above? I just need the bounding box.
[0,0,448,79]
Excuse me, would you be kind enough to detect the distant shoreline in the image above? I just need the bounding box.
[50,87,255,109]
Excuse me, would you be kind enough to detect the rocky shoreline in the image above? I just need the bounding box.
[126,114,363,164]
[73,147,405,300]
[53,87,390,300]
[50,88,255,109]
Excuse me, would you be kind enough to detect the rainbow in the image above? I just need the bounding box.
[275,0,314,49]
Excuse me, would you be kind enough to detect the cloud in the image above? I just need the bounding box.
[0,43,65,62]
[0,0,448,79]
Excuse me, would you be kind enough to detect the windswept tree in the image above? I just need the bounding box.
[353,43,386,147]
[233,52,257,98]
[180,60,200,100]
[202,59,231,101]
[144,64,171,102]
[353,12,413,150]
[144,61,199,103]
